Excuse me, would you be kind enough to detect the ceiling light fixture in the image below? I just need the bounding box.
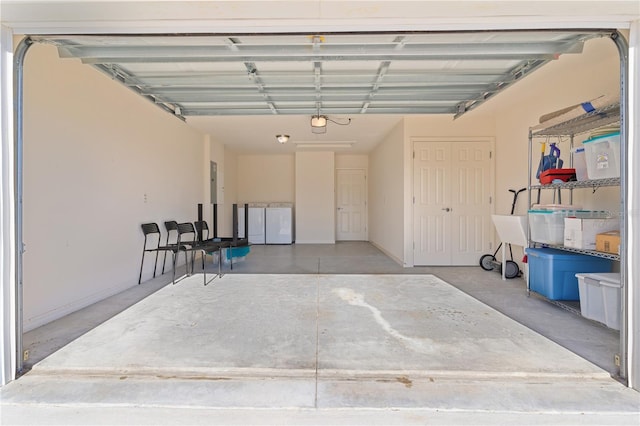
[310,106,351,134]
[276,134,290,144]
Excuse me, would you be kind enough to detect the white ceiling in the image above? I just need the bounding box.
[3,1,639,154]
[187,114,404,153]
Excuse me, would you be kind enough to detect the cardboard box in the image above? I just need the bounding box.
[596,230,621,254]
[563,217,619,250]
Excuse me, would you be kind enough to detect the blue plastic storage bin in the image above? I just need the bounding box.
[525,248,612,301]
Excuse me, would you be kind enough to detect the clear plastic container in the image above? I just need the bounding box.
[571,146,588,181]
[529,210,567,244]
[576,272,621,330]
[528,210,610,245]
[583,132,620,179]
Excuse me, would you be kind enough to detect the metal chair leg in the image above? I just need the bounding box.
[138,249,145,284]
[172,252,177,284]
[161,233,170,274]
[152,247,159,279]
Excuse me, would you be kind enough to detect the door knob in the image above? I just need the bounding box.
[442,207,451,212]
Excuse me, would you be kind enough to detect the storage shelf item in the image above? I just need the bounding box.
[530,103,620,137]
[536,243,620,261]
[525,247,613,301]
[583,131,621,179]
[528,209,611,246]
[527,101,622,305]
[529,177,620,191]
[576,272,621,330]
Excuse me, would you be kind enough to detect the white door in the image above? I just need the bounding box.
[413,141,493,266]
[336,169,367,241]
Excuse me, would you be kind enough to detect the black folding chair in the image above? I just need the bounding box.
[175,222,224,285]
[161,220,179,274]
[194,220,230,269]
[139,223,185,285]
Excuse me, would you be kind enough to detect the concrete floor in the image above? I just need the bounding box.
[2,242,639,425]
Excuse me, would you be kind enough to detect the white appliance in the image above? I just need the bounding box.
[238,205,266,244]
[266,203,293,244]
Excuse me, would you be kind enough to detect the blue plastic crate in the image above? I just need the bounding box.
[525,248,612,301]
[224,245,250,260]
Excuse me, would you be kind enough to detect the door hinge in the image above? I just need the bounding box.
[489,151,492,159]
[413,151,415,159]
[489,196,492,204]
[413,196,415,204]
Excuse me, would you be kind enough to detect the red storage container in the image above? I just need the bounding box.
[539,168,576,184]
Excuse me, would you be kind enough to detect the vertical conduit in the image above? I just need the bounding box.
[611,30,629,383]
[13,37,33,377]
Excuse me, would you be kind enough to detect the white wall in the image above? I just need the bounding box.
[221,146,238,237]
[295,151,335,244]
[491,36,622,215]
[202,135,231,236]
[335,154,368,169]
[237,154,295,203]
[22,43,205,330]
[369,120,405,263]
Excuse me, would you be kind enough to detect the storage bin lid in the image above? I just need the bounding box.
[575,272,621,287]
[525,247,590,258]
[531,204,582,210]
[583,131,620,143]
[528,209,610,219]
[528,209,592,214]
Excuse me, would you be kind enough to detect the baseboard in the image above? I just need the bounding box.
[23,280,138,332]
[369,241,405,266]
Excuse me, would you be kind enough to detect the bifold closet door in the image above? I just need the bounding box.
[413,140,493,266]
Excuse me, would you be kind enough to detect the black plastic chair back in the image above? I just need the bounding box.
[194,220,210,241]
[160,220,179,273]
[139,223,162,284]
[142,222,160,236]
[177,222,197,245]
